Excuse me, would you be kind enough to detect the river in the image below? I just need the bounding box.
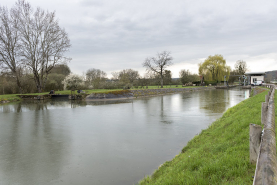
[0,88,249,185]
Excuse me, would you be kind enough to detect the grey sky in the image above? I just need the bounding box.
[2,0,277,77]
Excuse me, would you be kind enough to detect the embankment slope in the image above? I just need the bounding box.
[139,89,271,185]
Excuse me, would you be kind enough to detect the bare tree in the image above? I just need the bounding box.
[13,0,71,92]
[142,51,173,88]
[0,6,23,93]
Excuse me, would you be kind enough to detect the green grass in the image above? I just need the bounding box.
[0,89,122,103]
[139,90,270,185]
[0,86,204,103]
[275,90,277,159]
[0,94,21,102]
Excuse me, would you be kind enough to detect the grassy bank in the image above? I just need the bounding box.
[0,86,202,103]
[0,94,21,103]
[139,89,272,185]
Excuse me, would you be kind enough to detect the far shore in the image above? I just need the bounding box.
[0,85,222,104]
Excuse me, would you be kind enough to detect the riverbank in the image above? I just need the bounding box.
[139,89,272,184]
[86,87,213,100]
[0,89,122,104]
[0,94,21,104]
[0,86,204,104]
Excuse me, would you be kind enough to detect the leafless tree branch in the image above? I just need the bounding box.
[142,51,173,88]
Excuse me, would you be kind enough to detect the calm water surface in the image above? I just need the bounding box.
[0,88,249,185]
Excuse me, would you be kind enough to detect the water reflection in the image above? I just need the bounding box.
[0,99,134,113]
[0,88,249,185]
[0,106,71,185]
[199,89,230,113]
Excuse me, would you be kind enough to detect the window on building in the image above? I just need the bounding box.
[253,78,257,82]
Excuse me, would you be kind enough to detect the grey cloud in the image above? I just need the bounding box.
[2,0,277,77]
[80,0,103,7]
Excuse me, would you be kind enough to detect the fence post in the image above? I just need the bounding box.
[261,102,268,125]
[250,124,262,164]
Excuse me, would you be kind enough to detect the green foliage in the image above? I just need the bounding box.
[204,81,217,85]
[86,68,107,89]
[50,64,71,76]
[44,73,66,91]
[163,70,172,85]
[179,69,199,85]
[199,54,231,82]
[0,94,21,102]
[119,69,139,85]
[139,90,269,185]
[275,92,277,149]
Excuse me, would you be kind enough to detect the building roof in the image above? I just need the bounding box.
[245,72,265,75]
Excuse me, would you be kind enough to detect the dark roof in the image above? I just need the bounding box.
[245,72,265,75]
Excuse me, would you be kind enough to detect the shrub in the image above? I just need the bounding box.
[62,74,84,90]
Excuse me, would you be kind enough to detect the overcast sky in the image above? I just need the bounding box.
[2,0,277,78]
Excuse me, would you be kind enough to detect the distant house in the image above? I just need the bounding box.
[265,70,277,83]
[245,72,265,85]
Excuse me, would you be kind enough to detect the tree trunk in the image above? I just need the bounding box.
[14,72,23,94]
[16,77,23,94]
[42,73,49,91]
[34,73,42,93]
[160,73,163,88]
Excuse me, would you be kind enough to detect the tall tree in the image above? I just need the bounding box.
[198,54,230,82]
[234,60,247,75]
[118,69,139,85]
[0,6,23,93]
[86,68,106,89]
[13,0,71,92]
[142,51,173,88]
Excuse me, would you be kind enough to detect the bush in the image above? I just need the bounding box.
[192,81,201,85]
[62,74,84,90]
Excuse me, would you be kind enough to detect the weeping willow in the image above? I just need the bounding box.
[198,55,231,82]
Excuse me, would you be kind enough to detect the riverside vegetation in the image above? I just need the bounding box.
[0,85,199,103]
[139,88,274,185]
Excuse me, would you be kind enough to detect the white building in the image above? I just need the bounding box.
[245,72,265,85]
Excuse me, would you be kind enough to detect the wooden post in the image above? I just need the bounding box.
[261,102,268,125]
[250,124,262,164]
[265,95,269,103]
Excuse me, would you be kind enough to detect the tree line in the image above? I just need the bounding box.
[0,1,248,94]
[0,51,248,95]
